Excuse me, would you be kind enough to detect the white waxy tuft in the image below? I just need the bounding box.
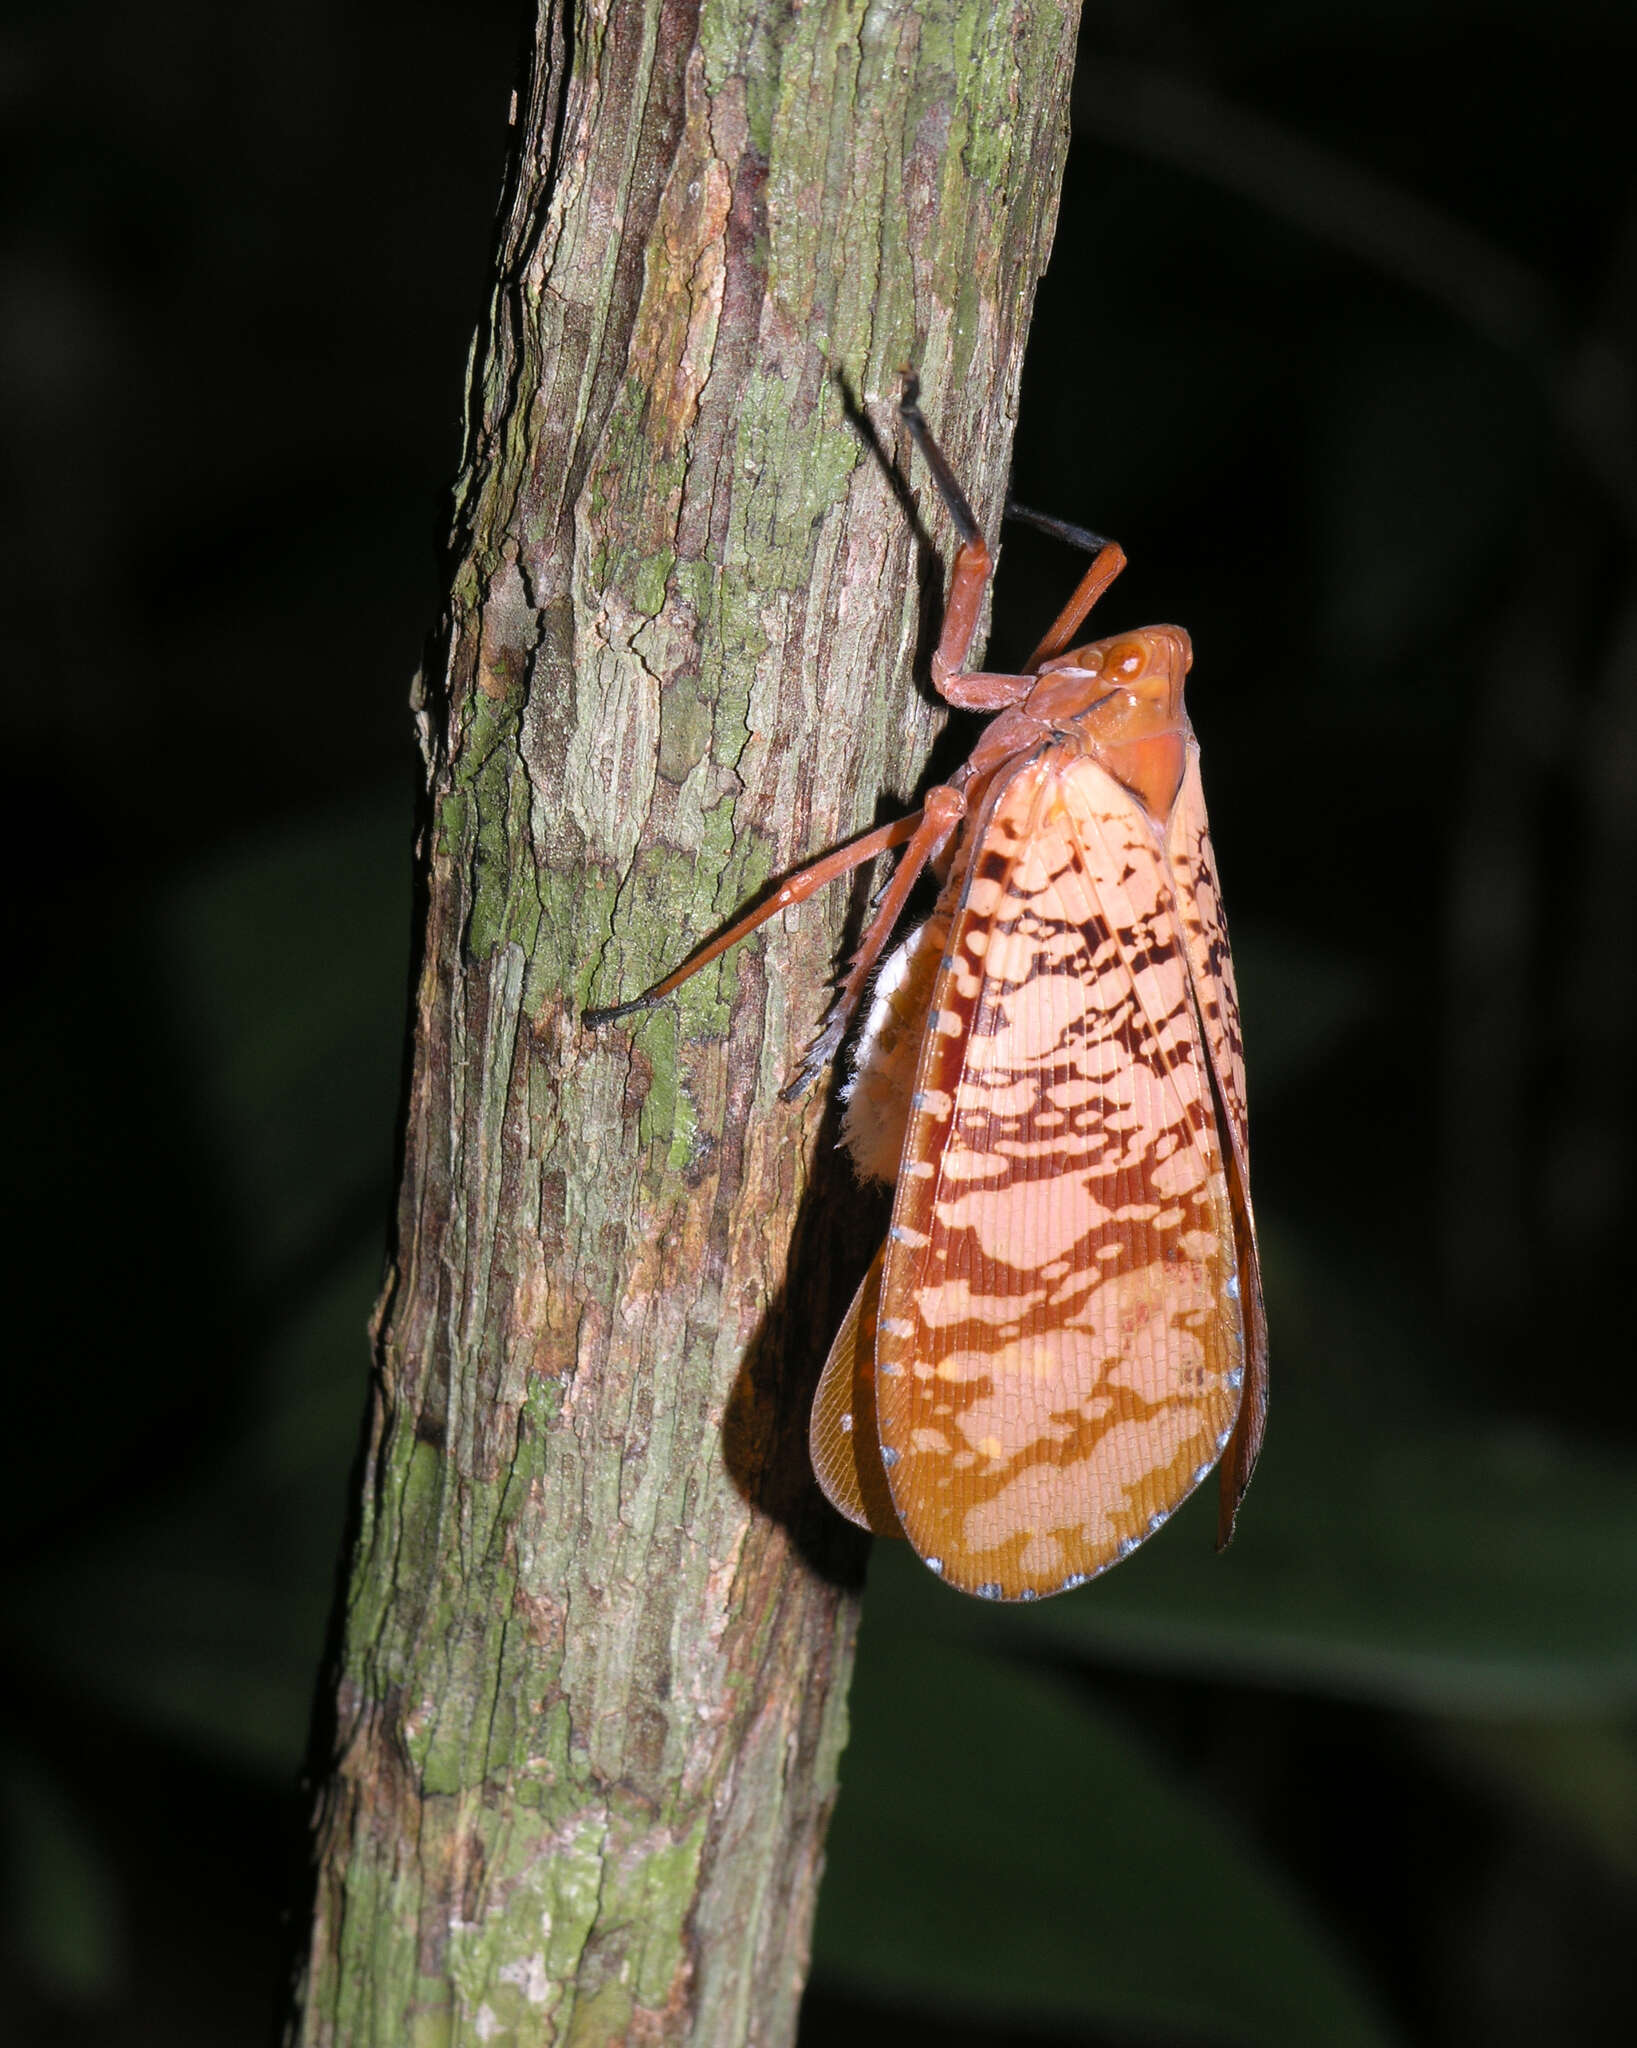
[839,918,946,1183]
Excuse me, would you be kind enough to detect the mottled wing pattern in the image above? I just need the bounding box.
[872,751,1247,1599]
[1167,744,1268,1539]
[809,1246,902,1537]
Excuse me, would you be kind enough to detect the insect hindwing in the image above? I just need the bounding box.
[809,1244,901,1536]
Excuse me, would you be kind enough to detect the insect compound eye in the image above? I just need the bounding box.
[1107,639,1146,679]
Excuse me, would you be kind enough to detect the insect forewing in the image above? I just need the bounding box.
[871,749,1248,1599]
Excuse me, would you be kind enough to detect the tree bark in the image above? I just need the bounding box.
[291,3,1083,2042]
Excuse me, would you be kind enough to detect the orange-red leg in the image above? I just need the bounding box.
[900,378,1031,706]
[783,783,965,1097]
[901,378,1125,701]
[1025,540,1127,669]
[584,811,923,1025]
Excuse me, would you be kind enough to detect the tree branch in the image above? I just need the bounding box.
[289,4,1085,2040]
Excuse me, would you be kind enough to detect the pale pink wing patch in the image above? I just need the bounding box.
[873,752,1247,1599]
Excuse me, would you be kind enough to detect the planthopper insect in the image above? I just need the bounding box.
[587,377,1267,1600]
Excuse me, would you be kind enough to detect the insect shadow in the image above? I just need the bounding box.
[831,365,990,791]
[718,371,989,1582]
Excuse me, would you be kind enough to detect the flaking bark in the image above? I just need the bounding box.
[289,3,1084,2042]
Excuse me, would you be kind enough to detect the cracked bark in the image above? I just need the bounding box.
[288,3,1084,2043]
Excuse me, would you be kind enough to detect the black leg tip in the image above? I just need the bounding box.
[1004,502,1116,557]
[780,1010,846,1102]
[583,996,653,1028]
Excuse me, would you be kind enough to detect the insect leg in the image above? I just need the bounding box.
[784,783,964,1098]
[584,811,923,1026]
[898,378,1021,704]
[1005,502,1114,557]
[1024,541,1128,669]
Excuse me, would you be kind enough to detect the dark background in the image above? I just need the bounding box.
[5,3,1635,2043]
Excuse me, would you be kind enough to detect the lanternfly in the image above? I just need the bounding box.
[588,378,1268,1601]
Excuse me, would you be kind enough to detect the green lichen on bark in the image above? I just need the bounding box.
[291,3,1084,2044]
